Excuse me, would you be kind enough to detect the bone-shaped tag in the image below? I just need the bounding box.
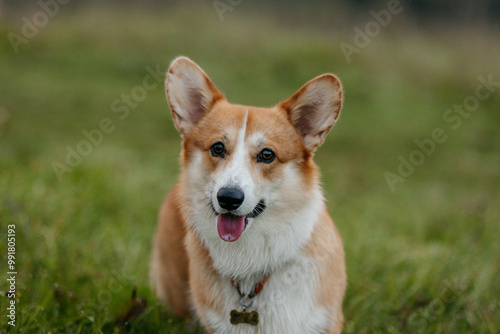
[230,309,259,326]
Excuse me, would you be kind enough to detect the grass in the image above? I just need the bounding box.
[0,3,499,333]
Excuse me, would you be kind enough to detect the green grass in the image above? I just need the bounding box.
[1,3,499,333]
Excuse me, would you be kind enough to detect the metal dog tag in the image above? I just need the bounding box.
[230,309,259,326]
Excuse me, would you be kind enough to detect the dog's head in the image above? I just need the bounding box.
[165,57,342,248]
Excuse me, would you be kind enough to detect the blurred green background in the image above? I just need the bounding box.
[0,1,499,333]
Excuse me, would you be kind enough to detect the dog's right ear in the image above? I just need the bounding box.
[166,57,224,135]
[278,74,343,152]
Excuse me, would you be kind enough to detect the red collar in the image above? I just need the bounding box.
[231,276,270,299]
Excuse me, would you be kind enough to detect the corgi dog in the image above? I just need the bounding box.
[151,57,346,334]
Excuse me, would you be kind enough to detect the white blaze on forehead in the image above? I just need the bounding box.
[221,111,249,185]
[214,111,256,213]
[230,110,249,181]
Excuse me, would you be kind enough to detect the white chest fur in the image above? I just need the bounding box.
[202,253,332,334]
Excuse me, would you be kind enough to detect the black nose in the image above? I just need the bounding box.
[217,187,245,211]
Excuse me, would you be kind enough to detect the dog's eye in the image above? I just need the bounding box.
[257,148,276,163]
[210,142,226,157]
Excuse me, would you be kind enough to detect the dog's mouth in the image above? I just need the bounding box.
[215,200,266,242]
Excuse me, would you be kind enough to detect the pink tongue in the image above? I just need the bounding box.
[217,214,246,242]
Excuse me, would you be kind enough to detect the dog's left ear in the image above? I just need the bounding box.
[166,57,224,136]
[278,74,343,151]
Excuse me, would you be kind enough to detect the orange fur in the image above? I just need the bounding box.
[305,208,347,332]
[151,185,190,317]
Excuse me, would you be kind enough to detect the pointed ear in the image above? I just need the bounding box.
[278,74,343,151]
[165,57,224,135]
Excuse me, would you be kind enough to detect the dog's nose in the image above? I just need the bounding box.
[217,187,245,211]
